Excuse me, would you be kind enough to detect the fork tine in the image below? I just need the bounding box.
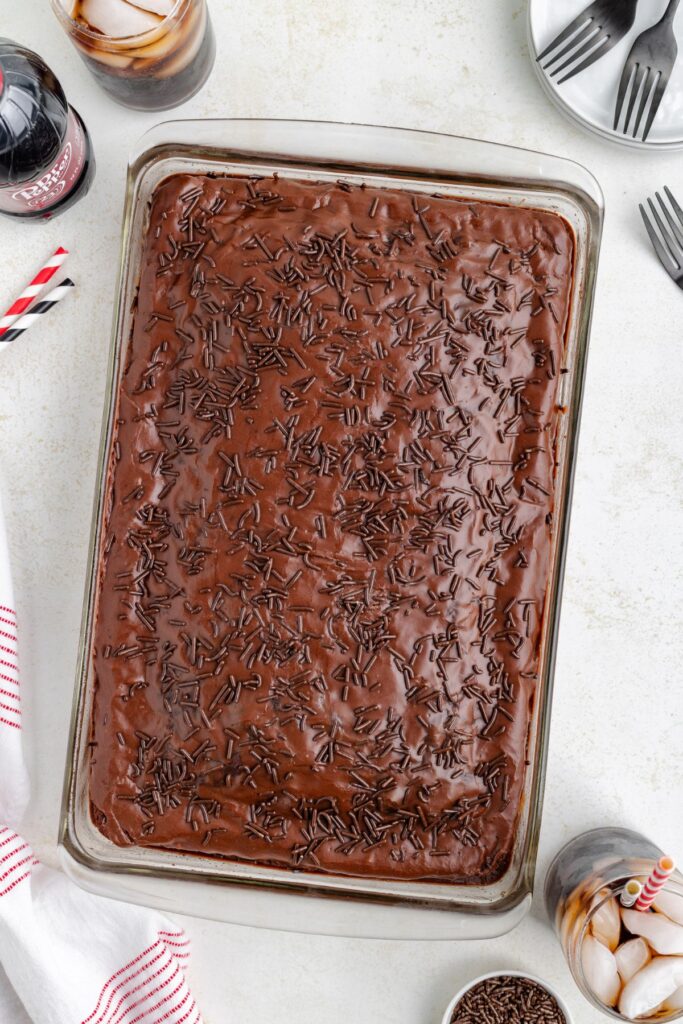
[640,203,678,275]
[656,191,683,250]
[556,32,610,83]
[648,198,683,266]
[614,62,636,130]
[625,64,647,135]
[633,70,657,139]
[537,8,595,61]
[663,187,683,229]
[542,21,597,71]
[642,74,667,141]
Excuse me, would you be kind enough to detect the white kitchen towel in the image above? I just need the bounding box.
[0,489,29,827]
[0,490,203,1024]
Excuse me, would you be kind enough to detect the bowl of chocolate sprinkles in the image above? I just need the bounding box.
[443,970,572,1024]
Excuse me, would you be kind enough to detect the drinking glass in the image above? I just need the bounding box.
[50,0,215,111]
[545,828,683,1022]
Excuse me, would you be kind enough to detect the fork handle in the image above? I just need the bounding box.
[663,0,681,20]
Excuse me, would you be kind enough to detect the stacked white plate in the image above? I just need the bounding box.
[528,0,683,150]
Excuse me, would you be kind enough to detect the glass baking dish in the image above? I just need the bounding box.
[59,119,603,939]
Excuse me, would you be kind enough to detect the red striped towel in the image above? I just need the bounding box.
[0,491,203,1024]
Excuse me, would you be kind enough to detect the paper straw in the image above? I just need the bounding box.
[635,856,676,911]
[0,279,75,345]
[0,247,69,336]
[620,879,643,908]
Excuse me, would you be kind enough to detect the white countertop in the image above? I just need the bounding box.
[1,1,682,1021]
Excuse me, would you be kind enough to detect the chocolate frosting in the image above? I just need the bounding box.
[89,172,574,884]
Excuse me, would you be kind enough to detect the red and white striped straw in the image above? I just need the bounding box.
[0,279,75,345]
[0,246,69,336]
[635,855,676,911]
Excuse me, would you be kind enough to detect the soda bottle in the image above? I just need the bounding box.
[0,39,95,220]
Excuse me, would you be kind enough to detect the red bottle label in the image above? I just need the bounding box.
[0,108,86,214]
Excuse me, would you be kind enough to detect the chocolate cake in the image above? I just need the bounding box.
[88,172,574,884]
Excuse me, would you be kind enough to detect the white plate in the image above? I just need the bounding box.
[528,0,683,150]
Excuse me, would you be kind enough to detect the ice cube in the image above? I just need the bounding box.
[619,957,683,1019]
[560,898,587,951]
[81,0,161,37]
[590,892,621,951]
[82,44,134,68]
[156,6,205,77]
[653,891,683,926]
[581,934,621,1007]
[127,0,175,14]
[615,938,651,984]
[135,0,203,68]
[621,908,683,955]
[131,21,179,60]
[662,985,683,1011]
[59,0,79,16]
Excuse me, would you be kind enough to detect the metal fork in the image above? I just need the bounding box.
[640,187,683,290]
[614,0,681,141]
[537,0,640,84]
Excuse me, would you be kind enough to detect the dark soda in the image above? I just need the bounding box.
[0,39,95,220]
[51,0,215,112]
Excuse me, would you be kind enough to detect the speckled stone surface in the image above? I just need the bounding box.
[0,2,681,1023]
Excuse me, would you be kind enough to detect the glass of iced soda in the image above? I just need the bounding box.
[546,828,683,1021]
[50,0,215,111]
